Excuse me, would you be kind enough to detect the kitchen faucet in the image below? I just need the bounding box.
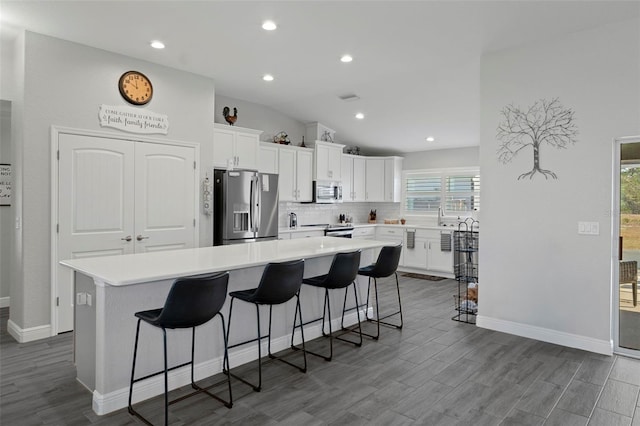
[438,205,444,226]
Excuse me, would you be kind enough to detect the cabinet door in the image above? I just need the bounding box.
[353,157,367,202]
[259,143,279,174]
[366,158,385,201]
[296,150,314,202]
[213,128,235,168]
[315,143,330,180]
[404,239,428,269]
[328,145,342,181]
[235,132,259,169]
[427,238,454,273]
[341,156,353,201]
[384,157,402,202]
[278,148,296,202]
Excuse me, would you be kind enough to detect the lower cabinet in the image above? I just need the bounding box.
[290,230,324,239]
[402,229,454,274]
[374,226,404,265]
[427,236,454,273]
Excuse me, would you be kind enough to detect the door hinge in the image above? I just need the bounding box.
[57,150,60,160]
[194,161,196,170]
[56,297,59,307]
[193,218,196,227]
[56,224,59,233]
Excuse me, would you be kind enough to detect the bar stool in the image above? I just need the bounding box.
[296,250,362,362]
[226,259,306,392]
[128,272,232,426]
[359,244,403,340]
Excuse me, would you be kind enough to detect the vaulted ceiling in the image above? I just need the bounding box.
[2,1,638,153]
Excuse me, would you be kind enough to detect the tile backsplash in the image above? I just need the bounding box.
[279,202,401,228]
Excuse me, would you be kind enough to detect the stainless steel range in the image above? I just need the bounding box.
[324,224,354,238]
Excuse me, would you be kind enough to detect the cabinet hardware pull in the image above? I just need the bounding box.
[121,236,132,242]
[137,235,149,241]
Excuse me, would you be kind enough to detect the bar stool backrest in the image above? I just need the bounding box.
[252,259,305,305]
[155,272,229,329]
[324,250,362,289]
[370,245,403,278]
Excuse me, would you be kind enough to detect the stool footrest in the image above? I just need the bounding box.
[131,360,192,385]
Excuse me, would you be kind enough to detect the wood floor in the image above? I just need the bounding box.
[3,276,640,425]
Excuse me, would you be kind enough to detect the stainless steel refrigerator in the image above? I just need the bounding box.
[213,169,279,245]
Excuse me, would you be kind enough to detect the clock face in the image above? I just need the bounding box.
[118,71,153,105]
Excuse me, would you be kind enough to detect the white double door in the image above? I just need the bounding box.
[57,133,197,333]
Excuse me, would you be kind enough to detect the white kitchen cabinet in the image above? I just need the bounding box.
[341,154,366,202]
[403,229,428,269]
[427,233,454,273]
[259,142,279,174]
[366,158,385,201]
[314,140,345,181]
[384,156,403,202]
[278,146,313,202]
[290,230,324,239]
[374,226,404,265]
[213,123,261,169]
[353,226,375,239]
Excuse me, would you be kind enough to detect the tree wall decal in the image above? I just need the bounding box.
[497,98,578,180]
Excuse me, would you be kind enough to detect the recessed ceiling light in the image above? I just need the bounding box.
[150,40,165,49]
[426,136,435,142]
[340,54,353,63]
[262,20,277,31]
[263,74,274,82]
[355,113,364,119]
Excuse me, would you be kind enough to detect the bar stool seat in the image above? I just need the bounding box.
[295,250,363,362]
[358,244,403,340]
[227,259,306,392]
[128,271,232,426]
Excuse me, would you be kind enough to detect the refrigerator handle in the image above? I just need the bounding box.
[249,176,255,232]
[255,176,262,233]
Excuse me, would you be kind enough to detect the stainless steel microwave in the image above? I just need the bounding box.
[313,181,343,203]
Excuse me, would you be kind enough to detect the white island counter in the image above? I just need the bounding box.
[61,237,388,415]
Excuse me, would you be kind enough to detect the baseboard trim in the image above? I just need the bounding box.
[93,308,372,415]
[7,319,53,343]
[476,315,613,356]
[0,297,9,308]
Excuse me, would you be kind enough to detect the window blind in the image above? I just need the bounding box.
[402,170,480,216]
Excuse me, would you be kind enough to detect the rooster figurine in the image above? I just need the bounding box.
[222,106,238,126]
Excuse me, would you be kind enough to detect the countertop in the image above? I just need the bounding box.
[279,223,464,233]
[60,237,388,287]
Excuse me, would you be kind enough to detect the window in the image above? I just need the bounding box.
[402,169,480,217]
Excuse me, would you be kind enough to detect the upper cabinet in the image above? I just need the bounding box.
[258,142,279,174]
[213,123,261,170]
[365,158,385,201]
[278,145,314,202]
[342,154,366,202]
[313,140,345,181]
[384,157,403,202]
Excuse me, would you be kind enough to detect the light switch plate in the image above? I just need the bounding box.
[578,221,600,235]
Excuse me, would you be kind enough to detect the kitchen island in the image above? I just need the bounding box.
[61,236,388,415]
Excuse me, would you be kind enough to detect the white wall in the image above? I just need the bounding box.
[12,31,216,331]
[215,94,306,146]
[0,101,11,305]
[478,18,640,354]
[402,146,479,170]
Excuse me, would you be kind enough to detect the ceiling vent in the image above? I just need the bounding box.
[338,93,360,102]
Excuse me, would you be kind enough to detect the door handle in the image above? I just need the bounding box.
[121,235,132,242]
[136,235,149,241]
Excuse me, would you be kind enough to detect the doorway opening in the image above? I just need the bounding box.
[615,138,640,355]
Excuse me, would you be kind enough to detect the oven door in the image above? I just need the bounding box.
[325,229,353,238]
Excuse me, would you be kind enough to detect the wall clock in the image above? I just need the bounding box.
[118,71,153,105]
